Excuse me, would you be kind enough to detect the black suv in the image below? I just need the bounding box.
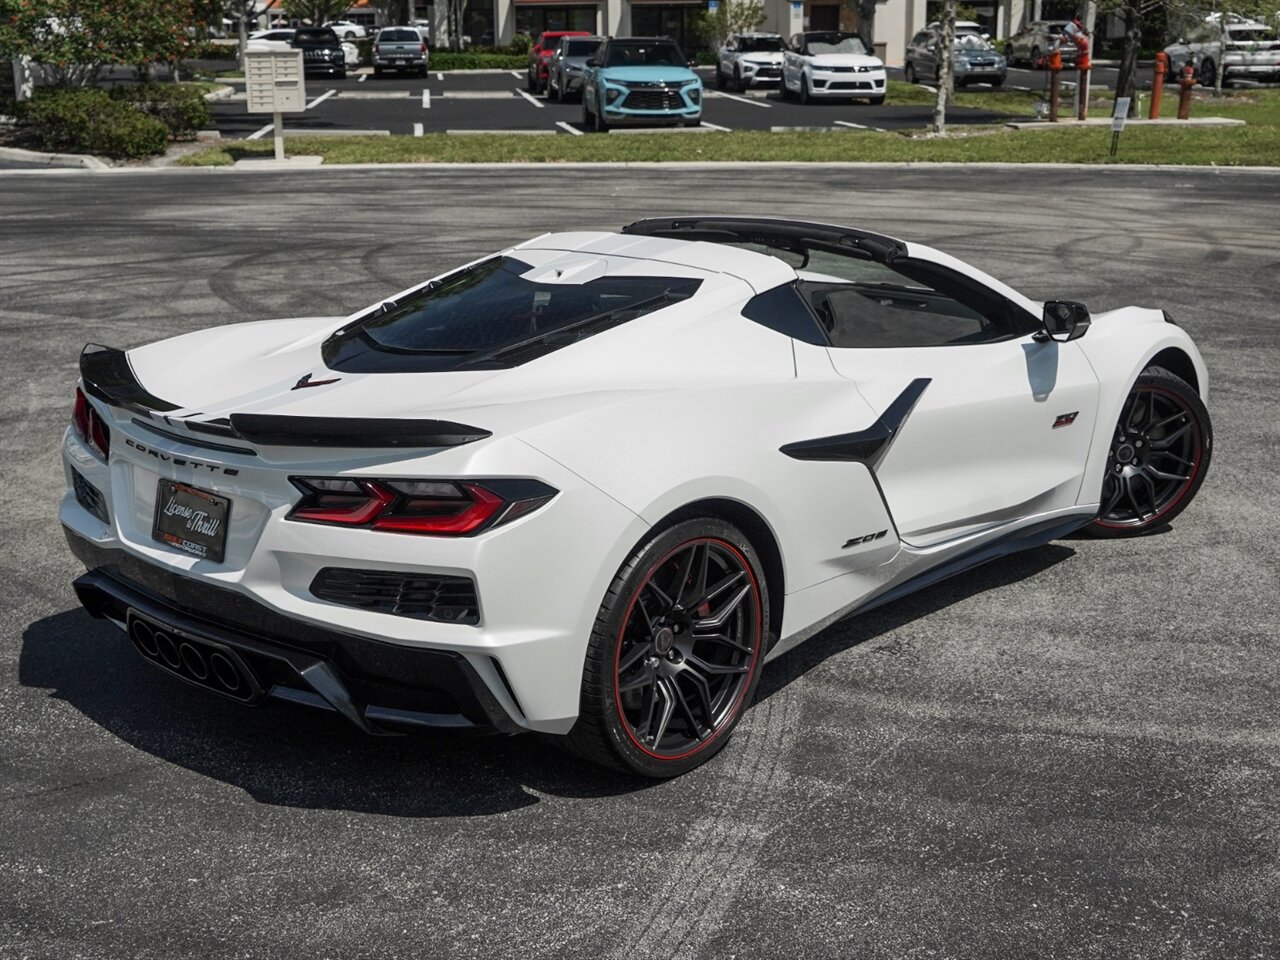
[293,27,346,79]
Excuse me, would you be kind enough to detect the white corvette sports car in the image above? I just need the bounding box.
[62,217,1212,777]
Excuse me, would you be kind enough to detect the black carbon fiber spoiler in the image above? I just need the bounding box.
[622,216,909,264]
[80,343,180,415]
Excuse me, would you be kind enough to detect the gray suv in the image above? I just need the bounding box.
[547,36,604,102]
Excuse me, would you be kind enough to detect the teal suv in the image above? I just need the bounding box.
[582,37,702,132]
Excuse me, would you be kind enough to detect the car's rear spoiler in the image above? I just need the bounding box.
[80,343,490,450]
[622,216,909,264]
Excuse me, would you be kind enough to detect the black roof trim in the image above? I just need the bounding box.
[621,217,909,265]
[80,343,180,415]
[780,378,930,466]
[228,414,492,449]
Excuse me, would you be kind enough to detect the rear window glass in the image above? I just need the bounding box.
[379,29,420,41]
[563,40,599,56]
[324,257,702,372]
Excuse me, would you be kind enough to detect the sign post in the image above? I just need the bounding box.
[1110,95,1130,158]
[244,49,306,162]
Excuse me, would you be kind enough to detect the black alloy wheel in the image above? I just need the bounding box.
[733,67,743,91]
[904,61,917,83]
[799,73,813,104]
[1088,366,1212,537]
[564,518,768,777]
[1199,58,1216,87]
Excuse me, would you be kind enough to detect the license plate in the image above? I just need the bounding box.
[152,479,230,563]
[395,57,406,63]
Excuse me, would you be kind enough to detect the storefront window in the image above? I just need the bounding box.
[631,4,707,54]
[464,0,495,46]
[516,5,599,38]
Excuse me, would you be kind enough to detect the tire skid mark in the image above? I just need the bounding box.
[607,661,803,960]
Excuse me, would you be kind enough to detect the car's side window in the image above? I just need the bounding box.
[795,250,1039,348]
[741,283,828,345]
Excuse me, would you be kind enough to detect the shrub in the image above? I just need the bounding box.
[431,52,527,71]
[187,40,240,60]
[507,33,531,55]
[17,88,169,159]
[111,83,210,138]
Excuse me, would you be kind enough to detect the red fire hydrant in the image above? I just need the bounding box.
[1177,63,1195,120]
[1149,51,1167,119]
[1048,46,1063,122]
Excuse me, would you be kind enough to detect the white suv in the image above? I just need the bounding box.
[715,32,786,91]
[781,31,886,104]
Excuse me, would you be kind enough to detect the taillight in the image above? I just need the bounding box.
[420,42,427,54]
[72,387,110,461]
[288,477,556,536]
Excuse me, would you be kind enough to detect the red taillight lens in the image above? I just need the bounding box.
[72,387,110,461]
[420,42,427,54]
[287,477,555,536]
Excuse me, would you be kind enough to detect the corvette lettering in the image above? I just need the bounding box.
[124,437,239,476]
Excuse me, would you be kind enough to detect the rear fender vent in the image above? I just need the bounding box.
[310,567,480,625]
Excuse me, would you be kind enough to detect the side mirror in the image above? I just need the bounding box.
[1039,300,1091,341]
[586,57,597,67]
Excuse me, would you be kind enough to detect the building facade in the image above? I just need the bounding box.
[424,0,1085,65]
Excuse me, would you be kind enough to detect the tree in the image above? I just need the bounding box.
[282,0,350,26]
[856,0,880,50]
[932,0,955,134]
[697,0,765,53]
[0,0,196,87]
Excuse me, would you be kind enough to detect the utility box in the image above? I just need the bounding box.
[245,49,306,114]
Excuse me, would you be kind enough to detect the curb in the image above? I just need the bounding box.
[5,159,1277,175]
[0,145,109,169]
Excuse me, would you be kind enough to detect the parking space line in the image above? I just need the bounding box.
[833,120,867,129]
[702,121,732,131]
[510,71,522,79]
[246,122,273,140]
[437,71,444,81]
[555,121,583,136]
[413,122,424,136]
[516,88,545,109]
[422,90,431,108]
[358,73,367,83]
[306,89,336,109]
[710,90,771,108]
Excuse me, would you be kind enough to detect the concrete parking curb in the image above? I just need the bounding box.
[4,159,1278,175]
[0,145,109,169]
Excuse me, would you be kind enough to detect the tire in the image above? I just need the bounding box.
[582,98,592,130]
[733,68,743,92]
[344,31,355,40]
[1085,366,1212,538]
[593,98,609,132]
[779,76,792,100]
[683,118,701,127]
[549,74,560,102]
[1199,58,1215,87]
[869,94,885,105]
[990,77,1004,88]
[904,61,917,84]
[1030,45,1041,68]
[527,68,537,93]
[373,66,383,77]
[336,70,347,80]
[799,73,812,105]
[715,66,726,89]
[561,518,769,777]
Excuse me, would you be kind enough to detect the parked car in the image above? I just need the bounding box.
[372,26,428,77]
[1163,18,1280,85]
[527,30,593,94]
[582,37,702,131]
[245,28,294,52]
[324,20,367,40]
[905,28,1007,87]
[781,31,886,104]
[1007,20,1078,67]
[292,27,347,79]
[715,32,786,91]
[64,216,1212,777]
[547,36,605,102]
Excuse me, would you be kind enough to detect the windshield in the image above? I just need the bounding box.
[956,34,995,50]
[323,257,702,372]
[739,36,784,53]
[563,39,599,56]
[803,34,868,56]
[294,29,338,45]
[604,41,686,67]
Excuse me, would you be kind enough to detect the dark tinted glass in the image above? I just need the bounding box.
[739,36,784,52]
[563,40,599,56]
[324,257,702,372]
[379,29,420,41]
[742,285,827,345]
[294,29,339,45]
[605,41,686,66]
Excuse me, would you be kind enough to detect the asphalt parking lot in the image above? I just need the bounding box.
[1,165,1278,959]
[209,65,1100,137]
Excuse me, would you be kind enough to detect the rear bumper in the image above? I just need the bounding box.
[66,526,521,735]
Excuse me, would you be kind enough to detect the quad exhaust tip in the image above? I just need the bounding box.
[127,612,261,703]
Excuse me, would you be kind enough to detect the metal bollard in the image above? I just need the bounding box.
[1177,63,1195,120]
[1048,47,1063,122]
[1076,35,1091,122]
[1150,52,1167,118]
